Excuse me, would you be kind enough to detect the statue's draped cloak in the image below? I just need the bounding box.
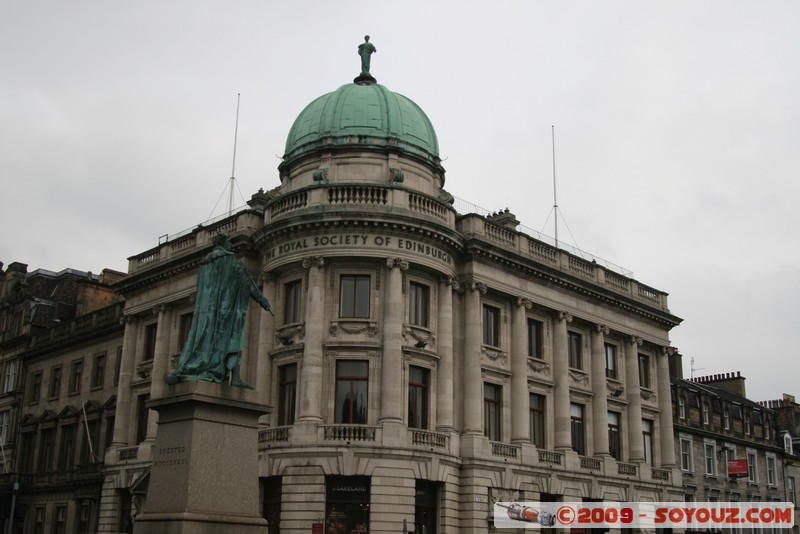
[169,248,263,383]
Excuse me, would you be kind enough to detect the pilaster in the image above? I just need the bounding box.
[150,304,173,399]
[436,276,457,432]
[463,280,486,434]
[511,297,532,443]
[380,258,408,423]
[553,311,572,450]
[255,274,277,408]
[658,346,677,466]
[591,324,611,457]
[625,335,645,462]
[112,315,139,447]
[298,256,325,422]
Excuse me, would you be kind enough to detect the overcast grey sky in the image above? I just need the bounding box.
[2,1,798,401]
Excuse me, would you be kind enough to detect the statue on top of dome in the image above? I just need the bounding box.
[358,35,377,75]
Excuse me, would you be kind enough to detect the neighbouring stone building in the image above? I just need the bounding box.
[4,60,693,533]
[671,369,787,527]
[760,393,800,533]
[0,263,124,534]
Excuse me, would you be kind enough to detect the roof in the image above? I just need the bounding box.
[283,81,440,166]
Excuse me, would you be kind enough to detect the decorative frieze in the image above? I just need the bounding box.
[329,321,378,337]
[527,358,551,376]
[275,324,305,346]
[640,388,656,402]
[568,369,590,387]
[481,346,508,366]
[606,381,624,396]
[402,325,435,349]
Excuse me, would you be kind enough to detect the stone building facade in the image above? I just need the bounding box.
[103,72,683,533]
[5,68,688,533]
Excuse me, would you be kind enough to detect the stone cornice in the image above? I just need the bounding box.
[463,240,682,330]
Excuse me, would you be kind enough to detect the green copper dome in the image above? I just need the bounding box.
[283,82,440,165]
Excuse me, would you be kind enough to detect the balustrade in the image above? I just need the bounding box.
[409,193,449,222]
[269,190,308,218]
[605,270,630,292]
[651,467,670,481]
[528,239,558,265]
[411,429,448,449]
[328,185,387,205]
[568,256,595,279]
[322,424,376,442]
[618,462,638,476]
[259,426,290,443]
[484,221,517,247]
[636,283,661,304]
[538,449,564,465]
[580,456,602,471]
[491,441,520,459]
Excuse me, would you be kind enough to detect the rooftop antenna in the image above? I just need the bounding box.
[206,94,247,221]
[552,125,559,248]
[690,357,705,379]
[228,92,241,216]
[539,125,583,255]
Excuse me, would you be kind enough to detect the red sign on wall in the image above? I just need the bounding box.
[728,459,749,477]
[311,523,323,534]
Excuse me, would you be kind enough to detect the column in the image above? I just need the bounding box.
[625,336,645,462]
[657,346,677,466]
[553,311,572,450]
[380,258,407,423]
[255,275,277,407]
[511,297,532,443]
[463,280,486,434]
[112,315,139,446]
[591,324,611,457]
[150,305,173,399]
[298,257,325,422]
[436,277,456,432]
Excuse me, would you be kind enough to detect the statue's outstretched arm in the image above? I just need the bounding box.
[247,273,274,315]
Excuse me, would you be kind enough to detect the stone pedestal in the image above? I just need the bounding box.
[134,381,270,534]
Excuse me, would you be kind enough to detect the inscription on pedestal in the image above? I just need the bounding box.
[153,446,188,468]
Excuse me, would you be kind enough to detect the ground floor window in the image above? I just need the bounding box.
[415,480,439,534]
[262,476,282,534]
[326,475,370,534]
